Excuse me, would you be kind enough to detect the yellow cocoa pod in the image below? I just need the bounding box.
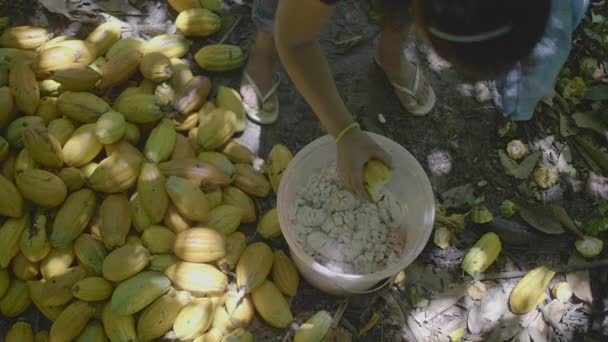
[272,250,299,297]
[174,227,226,263]
[234,164,271,198]
[98,49,143,89]
[102,241,149,282]
[163,203,192,233]
[0,279,30,317]
[137,288,193,340]
[19,211,51,263]
[221,328,253,342]
[0,216,30,268]
[225,293,255,329]
[172,133,197,159]
[130,192,153,232]
[35,331,50,342]
[22,125,63,168]
[38,79,62,97]
[48,118,75,146]
[134,162,170,224]
[168,0,201,12]
[144,34,191,58]
[16,169,68,207]
[236,242,273,292]
[62,123,103,167]
[174,75,212,115]
[9,59,39,115]
[257,208,282,240]
[197,108,237,150]
[173,298,214,340]
[206,205,242,235]
[35,35,71,52]
[267,144,293,193]
[217,232,246,272]
[0,63,7,87]
[35,96,60,122]
[0,173,23,217]
[14,149,38,178]
[176,8,221,37]
[50,188,97,248]
[148,253,180,272]
[363,160,392,202]
[50,300,96,342]
[123,122,141,145]
[159,158,232,189]
[88,141,144,193]
[6,116,45,149]
[294,311,332,342]
[89,56,106,74]
[198,151,236,180]
[74,234,108,275]
[509,266,556,314]
[142,226,176,254]
[139,78,157,94]
[106,37,146,60]
[56,167,84,192]
[1,151,16,181]
[461,232,502,277]
[140,51,173,82]
[222,186,256,223]
[195,328,224,342]
[99,194,132,250]
[0,136,8,163]
[95,111,126,144]
[0,26,51,49]
[0,47,39,67]
[50,63,101,91]
[40,40,96,65]
[251,280,293,329]
[81,162,99,179]
[0,86,16,128]
[0,265,10,298]
[166,176,210,221]
[207,188,223,209]
[40,248,75,280]
[72,276,114,301]
[86,22,122,57]
[111,271,171,315]
[221,140,255,164]
[165,261,228,296]
[155,82,177,106]
[145,118,177,163]
[75,321,107,342]
[114,93,164,124]
[6,321,34,342]
[195,44,245,72]
[170,57,194,91]
[12,252,39,280]
[101,302,136,342]
[35,47,79,75]
[216,86,246,132]
[57,91,110,123]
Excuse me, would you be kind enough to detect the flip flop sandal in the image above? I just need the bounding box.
[240,71,281,125]
[374,57,436,116]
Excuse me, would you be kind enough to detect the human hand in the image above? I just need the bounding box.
[336,127,393,200]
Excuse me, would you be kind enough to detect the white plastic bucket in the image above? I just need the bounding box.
[277,132,436,296]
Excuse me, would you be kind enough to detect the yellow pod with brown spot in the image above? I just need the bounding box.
[9,59,39,115]
[170,57,194,91]
[99,194,132,250]
[16,169,68,207]
[251,280,293,329]
[173,298,214,340]
[20,211,51,263]
[225,293,255,329]
[35,46,79,75]
[137,288,193,340]
[86,22,122,57]
[51,63,101,91]
[140,51,173,83]
[50,189,97,248]
[217,231,246,272]
[166,176,210,222]
[57,91,110,123]
[198,152,236,181]
[233,164,270,198]
[102,241,150,282]
[35,96,61,122]
[40,40,96,65]
[0,279,31,317]
[257,208,282,240]
[72,276,114,302]
[272,250,299,297]
[74,234,108,275]
[164,261,228,296]
[50,300,96,342]
[12,253,39,280]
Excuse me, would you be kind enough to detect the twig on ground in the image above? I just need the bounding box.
[218,15,242,45]
[540,305,565,336]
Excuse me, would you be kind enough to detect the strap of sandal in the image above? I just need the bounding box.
[389,63,420,101]
[243,71,281,103]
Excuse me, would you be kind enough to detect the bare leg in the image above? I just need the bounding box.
[242,31,279,111]
[375,19,433,111]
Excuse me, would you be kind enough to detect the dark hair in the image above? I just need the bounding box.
[412,0,551,79]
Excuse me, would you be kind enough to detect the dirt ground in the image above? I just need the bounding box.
[2,0,608,341]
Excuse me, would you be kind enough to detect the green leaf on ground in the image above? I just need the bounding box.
[572,112,607,134]
[499,151,541,179]
[585,218,608,236]
[585,84,608,101]
[512,197,566,234]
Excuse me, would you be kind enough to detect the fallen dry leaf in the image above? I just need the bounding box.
[511,328,532,342]
[499,151,541,179]
[566,253,593,304]
[467,281,487,301]
[575,136,608,172]
[560,114,578,137]
[512,198,566,235]
[467,304,486,335]
[481,286,508,322]
[543,299,565,326]
[440,183,475,209]
[528,311,549,342]
[572,112,607,134]
[485,319,521,342]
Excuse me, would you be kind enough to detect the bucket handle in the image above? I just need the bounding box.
[333,274,396,295]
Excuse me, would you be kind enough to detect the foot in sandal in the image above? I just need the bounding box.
[375,53,436,116]
[240,32,281,125]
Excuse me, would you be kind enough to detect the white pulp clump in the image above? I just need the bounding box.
[289,165,407,274]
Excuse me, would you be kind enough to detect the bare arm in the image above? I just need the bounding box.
[274,0,353,137]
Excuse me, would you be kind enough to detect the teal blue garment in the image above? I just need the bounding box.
[492,0,589,121]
